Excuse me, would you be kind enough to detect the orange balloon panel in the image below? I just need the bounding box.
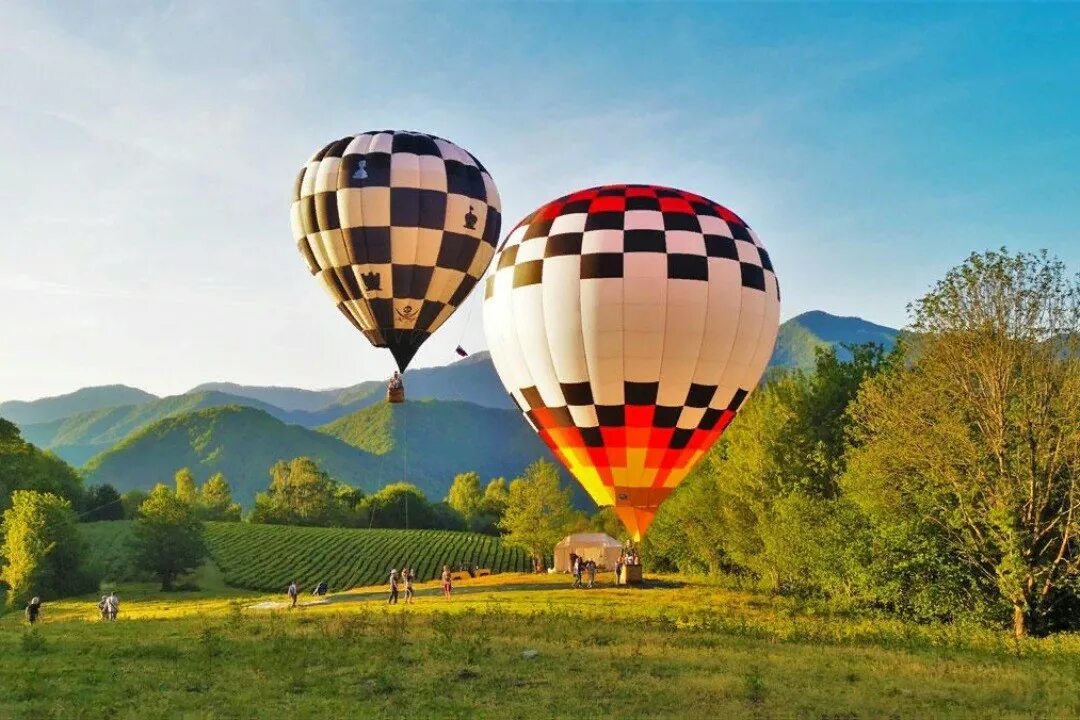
[483,185,780,542]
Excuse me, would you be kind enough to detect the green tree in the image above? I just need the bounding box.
[121,489,149,519]
[360,483,437,529]
[588,506,628,542]
[480,477,510,517]
[447,471,483,528]
[845,250,1080,636]
[0,419,84,512]
[82,484,124,522]
[499,460,577,567]
[175,468,198,505]
[249,458,342,526]
[1,490,96,606]
[197,473,242,522]
[132,484,207,590]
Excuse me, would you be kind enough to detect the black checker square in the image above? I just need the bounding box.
[369,298,394,328]
[560,381,594,406]
[580,253,623,279]
[349,227,392,264]
[685,383,718,408]
[541,405,575,429]
[343,152,391,187]
[445,160,486,199]
[740,262,766,292]
[728,388,749,411]
[390,187,447,229]
[699,407,723,430]
[523,219,554,241]
[579,426,604,448]
[758,247,774,272]
[544,232,584,258]
[584,211,624,231]
[561,199,592,214]
[416,301,445,328]
[652,406,681,428]
[337,268,361,298]
[392,264,434,300]
[670,428,694,450]
[662,212,702,233]
[626,195,661,211]
[704,234,738,260]
[436,232,481,272]
[623,229,666,253]
[448,276,478,306]
[668,253,709,281]
[391,132,440,156]
[513,259,544,288]
[520,385,544,410]
[300,194,319,236]
[315,191,340,231]
[624,381,659,405]
[482,208,502,246]
[596,404,626,427]
[497,244,519,269]
[729,222,753,242]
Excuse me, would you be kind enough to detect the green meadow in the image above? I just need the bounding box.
[2,573,1078,720]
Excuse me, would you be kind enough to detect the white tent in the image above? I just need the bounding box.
[553,533,623,572]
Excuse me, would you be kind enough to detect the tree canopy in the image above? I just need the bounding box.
[132,484,207,590]
[499,460,579,565]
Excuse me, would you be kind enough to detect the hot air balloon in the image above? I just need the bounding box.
[482,184,780,541]
[291,131,501,378]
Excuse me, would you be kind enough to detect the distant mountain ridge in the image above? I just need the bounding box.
[0,385,157,425]
[82,401,570,508]
[768,311,899,369]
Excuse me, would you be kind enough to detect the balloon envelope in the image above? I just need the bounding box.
[482,184,780,540]
[291,131,501,371]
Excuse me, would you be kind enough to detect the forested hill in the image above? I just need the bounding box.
[81,402,570,508]
[0,385,157,426]
[769,311,899,369]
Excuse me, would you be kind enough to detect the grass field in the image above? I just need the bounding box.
[81,521,530,591]
[2,572,1079,719]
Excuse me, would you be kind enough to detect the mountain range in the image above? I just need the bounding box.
[2,311,898,505]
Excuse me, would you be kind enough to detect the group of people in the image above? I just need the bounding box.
[569,554,598,588]
[387,567,416,604]
[98,591,120,621]
[286,580,329,608]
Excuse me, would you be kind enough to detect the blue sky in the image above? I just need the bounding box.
[2,1,1078,400]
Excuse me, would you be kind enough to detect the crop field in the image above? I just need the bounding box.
[81,521,530,592]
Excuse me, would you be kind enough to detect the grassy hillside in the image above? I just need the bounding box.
[4,572,1080,719]
[319,399,581,505]
[0,384,157,425]
[770,310,899,370]
[80,520,529,591]
[82,406,378,505]
[18,391,295,467]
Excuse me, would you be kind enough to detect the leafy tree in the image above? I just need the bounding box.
[249,458,342,526]
[132,484,207,590]
[499,460,578,567]
[1,490,96,606]
[120,489,149,519]
[0,419,84,512]
[197,473,242,522]
[361,483,437,529]
[480,477,510,517]
[174,468,198,505]
[588,506,628,542]
[447,472,483,528]
[82,484,124,522]
[845,249,1080,636]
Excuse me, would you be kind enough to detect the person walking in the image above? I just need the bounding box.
[388,569,400,605]
[98,595,109,621]
[287,580,299,608]
[105,591,119,620]
[404,567,415,604]
[586,559,596,589]
[441,565,453,599]
[572,556,582,589]
[25,596,42,625]
[615,555,624,587]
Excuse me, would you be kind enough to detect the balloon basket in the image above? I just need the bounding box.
[387,387,405,404]
[617,565,643,586]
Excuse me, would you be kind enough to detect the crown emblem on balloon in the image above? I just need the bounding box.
[361,271,381,292]
[464,206,478,230]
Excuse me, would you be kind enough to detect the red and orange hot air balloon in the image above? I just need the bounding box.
[482,184,780,541]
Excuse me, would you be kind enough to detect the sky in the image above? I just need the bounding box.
[1,1,1078,401]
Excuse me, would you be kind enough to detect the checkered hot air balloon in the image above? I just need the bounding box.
[482,184,780,541]
[291,131,501,371]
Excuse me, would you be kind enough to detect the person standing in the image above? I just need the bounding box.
[404,568,415,604]
[98,595,109,621]
[25,596,42,625]
[441,565,453,599]
[572,556,582,589]
[388,569,400,605]
[106,591,119,620]
[287,581,299,608]
[615,555,624,587]
[586,559,596,589]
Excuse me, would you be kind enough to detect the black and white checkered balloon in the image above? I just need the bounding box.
[291,131,501,371]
